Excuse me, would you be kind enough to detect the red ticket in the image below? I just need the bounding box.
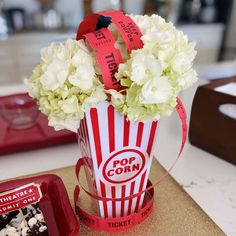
[99,10,143,52]
[77,10,143,90]
[84,28,123,90]
[0,183,42,215]
[77,10,143,52]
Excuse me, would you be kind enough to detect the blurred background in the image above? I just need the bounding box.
[0,3,236,233]
[0,0,236,85]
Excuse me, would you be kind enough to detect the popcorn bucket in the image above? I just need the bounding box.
[77,101,158,218]
[72,10,188,232]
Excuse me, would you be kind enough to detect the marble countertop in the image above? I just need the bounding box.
[156,70,236,235]
[0,63,236,235]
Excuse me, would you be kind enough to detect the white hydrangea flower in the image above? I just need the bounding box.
[48,115,81,132]
[84,84,107,107]
[126,106,147,122]
[25,13,198,128]
[110,14,197,122]
[140,76,172,104]
[179,68,198,89]
[108,89,125,107]
[58,95,80,114]
[39,58,70,91]
[171,42,196,74]
[25,38,104,131]
[40,39,88,64]
[24,64,42,99]
[71,49,94,67]
[130,53,162,85]
[68,65,94,90]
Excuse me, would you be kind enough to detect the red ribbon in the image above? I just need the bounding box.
[84,28,123,90]
[77,10,143,52]
[74,169,154,232]
[77,10,143,90]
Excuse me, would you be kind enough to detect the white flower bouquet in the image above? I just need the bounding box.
[25,14,197,132]
[25,10,197,227]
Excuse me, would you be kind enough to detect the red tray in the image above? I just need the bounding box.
[0,94,77,155]
[0,174,79,236]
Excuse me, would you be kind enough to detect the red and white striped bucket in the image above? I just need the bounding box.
[77,101,158,218]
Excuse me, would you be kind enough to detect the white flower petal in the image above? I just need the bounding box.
[68,65,95,90]
[108,89,125,107]
[84,85,107,106]
[140,76,172,104]
[130,53,162,85]
[179,69,198,89]
[72,50,93,67]
[48,116,80,132]
[58,95,79,114]
[39,59,69,91]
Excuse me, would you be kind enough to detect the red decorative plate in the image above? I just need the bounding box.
[0,174,79,236]
[0,93,77,156]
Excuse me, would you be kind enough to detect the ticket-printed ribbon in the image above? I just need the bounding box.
[84,28,123,90]
[77,10,144,90]
[74,176,154,232]
[0,183,42,215]
[77,10,143,52]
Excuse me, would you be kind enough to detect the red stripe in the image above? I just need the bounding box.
[100,181,108,217]
[111,186,116,218]
[79,119,84,139]
[135,172,146,213]
[90,109,107,217]
[136,122,144,147]
[81,119,85,140]
[80,119,84,137]
[123,117,130,146]
[90,108,103,167]
[108,106,116,217]
[77,125,82,143]
[127,181,135,215]
[120,185,126,217]
[82,119,87,151]
[83,118,91,157]
[83,119,90,158]
[82,119,86,142]
[79,120,87,158]
[108,105,115,152]
[147,121,158,156]
[135,121,157,212]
